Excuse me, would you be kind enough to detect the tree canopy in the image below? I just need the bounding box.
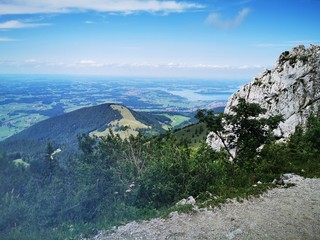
[196,98,283,167]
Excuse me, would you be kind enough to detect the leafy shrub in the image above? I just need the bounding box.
[1,106,319,239]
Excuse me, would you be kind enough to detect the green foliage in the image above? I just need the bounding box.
[226,98,283,167]
[0,106,319,239]
[259,113,320,178]
[196,98,283,169]
[172,122,209,147]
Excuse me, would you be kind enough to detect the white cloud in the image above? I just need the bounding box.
[0,59,266,78]
[0,37,16,42]
[67,61,265,70]
[0,20,50,29]
[192,63,265,70]
[255,40,320,48]
[24,59,38,63]
[0,59,265,72]
[46,61,66,67]
[205,8,250,30]
[0,0,203,15]
[70,60,105,68]
[193,64,231,69]
[238,65,249,69]
[0,60,19,66]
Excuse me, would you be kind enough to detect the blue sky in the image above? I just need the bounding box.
[0,0,319,78]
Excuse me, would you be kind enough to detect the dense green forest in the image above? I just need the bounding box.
[0,100,319,239]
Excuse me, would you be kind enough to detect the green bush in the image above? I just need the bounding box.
[1,109,319,239]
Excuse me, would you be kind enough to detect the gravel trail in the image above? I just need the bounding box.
[90,175,320,240]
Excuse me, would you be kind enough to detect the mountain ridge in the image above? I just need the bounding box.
[0,103,168,156]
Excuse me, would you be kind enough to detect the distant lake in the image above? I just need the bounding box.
[168,89,237,101]
[0,75,247,140]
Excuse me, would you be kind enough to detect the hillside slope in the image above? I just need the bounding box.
[172,123,208,147]
[0,103,166,155]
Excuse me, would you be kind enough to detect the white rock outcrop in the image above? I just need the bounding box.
[208,45,320,150]
[176,196,196,206]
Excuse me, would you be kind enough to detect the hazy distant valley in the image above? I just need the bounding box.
[1,0,319,238]
[1,46,320,240]
[0,75,247,141]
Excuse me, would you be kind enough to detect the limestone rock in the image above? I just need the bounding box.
[176,196,196,206]
[273,173,304,186]
[208,45,320,150]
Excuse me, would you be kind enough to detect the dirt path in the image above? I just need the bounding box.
[90,175,320,240]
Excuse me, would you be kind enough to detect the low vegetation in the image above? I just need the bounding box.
[90,105,151,139]
[0,100,319,239]
[172,122,208,147]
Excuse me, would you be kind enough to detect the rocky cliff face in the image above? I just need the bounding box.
[208,45,320,150]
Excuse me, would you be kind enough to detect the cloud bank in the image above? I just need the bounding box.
[255,40,320,48]
[0,0,203,15]
[0,20,50,29]
[0,59,265,78]
[0,37,16,42]
[0,59,264,71]
[206,8,251,30]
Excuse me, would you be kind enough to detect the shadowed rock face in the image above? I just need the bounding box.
[208,45,320,150]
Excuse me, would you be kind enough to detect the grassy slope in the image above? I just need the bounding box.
[173,122,209,147]
[0,103,171,155]
[0,104,121,154]
[171,106,225,147]
[158,114,191,129]
[90,104,152,139]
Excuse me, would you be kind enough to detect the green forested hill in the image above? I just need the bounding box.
[0,103,168,156]
[172,122,209,147]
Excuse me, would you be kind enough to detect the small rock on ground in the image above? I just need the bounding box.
[88,176,320,240]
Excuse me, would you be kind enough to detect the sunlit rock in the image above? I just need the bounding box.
[208,45,320,150]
